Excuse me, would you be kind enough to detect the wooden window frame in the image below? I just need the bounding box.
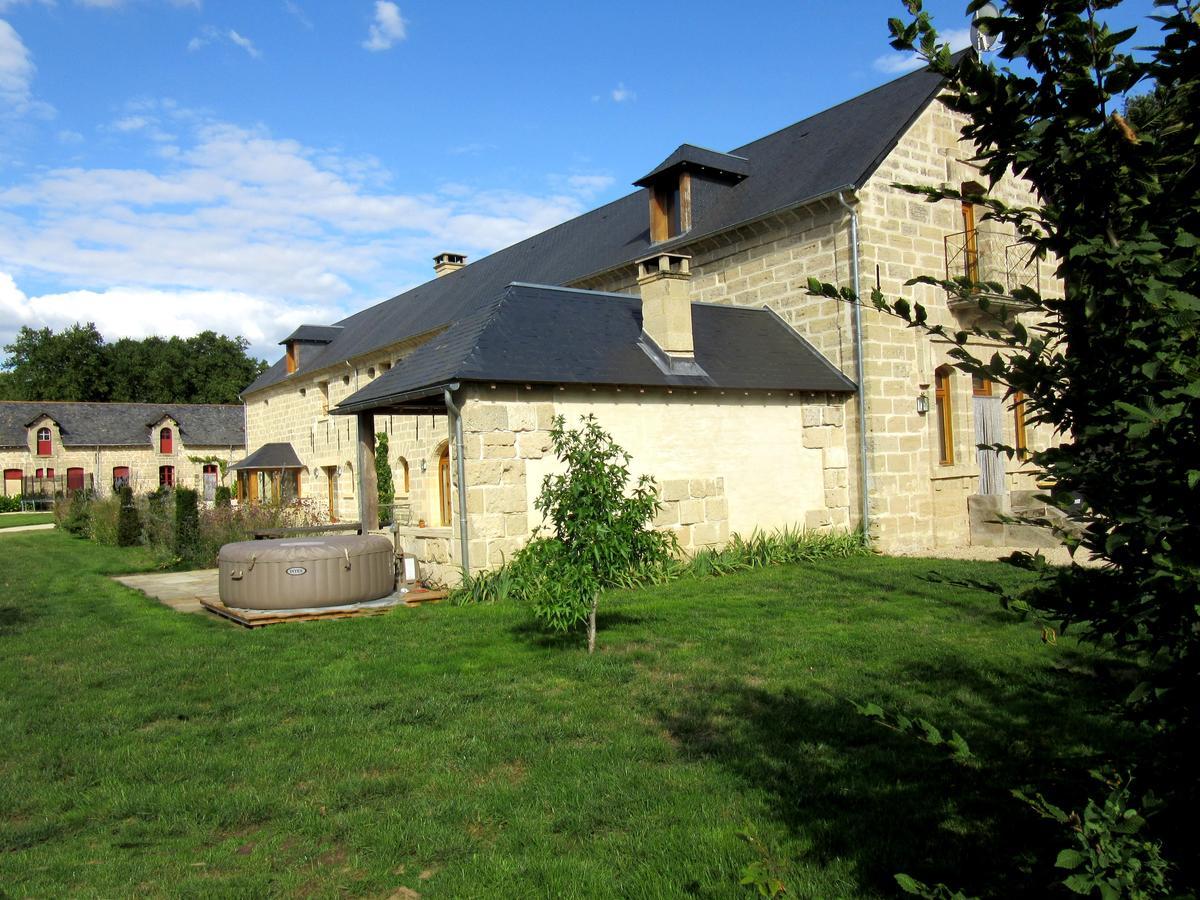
[437,446,452,527]
[159,465,175,487]
[36,426,51,456]
[934,366,955,466]
[649,173,691,243]
[159,427,173,454]
[113,466,131,489]
[972,375,993,397]
[1014,391,1029,459]
[285,342,298,374]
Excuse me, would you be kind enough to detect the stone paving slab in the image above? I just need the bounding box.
[113,569,220,614]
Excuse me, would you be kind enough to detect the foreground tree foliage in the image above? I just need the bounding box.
[811,0,1198,883]
[531,415,674,653]
[1,323,267,404]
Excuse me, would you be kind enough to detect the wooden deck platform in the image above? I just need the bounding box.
[201,588,447,628]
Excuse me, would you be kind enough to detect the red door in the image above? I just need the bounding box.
[67,468,85,491]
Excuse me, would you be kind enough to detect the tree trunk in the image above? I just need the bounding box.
[587,593,598,654]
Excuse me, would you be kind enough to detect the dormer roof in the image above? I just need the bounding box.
[280,325,344,345]
[633,144,751,187]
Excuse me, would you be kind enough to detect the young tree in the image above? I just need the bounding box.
[533,415,672,653]
[375,432,395,526]
[809,0,1198,797]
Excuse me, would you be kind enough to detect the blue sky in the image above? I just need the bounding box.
[0,0,1161,361]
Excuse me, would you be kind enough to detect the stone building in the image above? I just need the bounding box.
[240,57,1057,583]
[0,401,245,500]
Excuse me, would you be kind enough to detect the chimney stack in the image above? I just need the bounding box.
[636,251,694,357]
[433,252,467,277]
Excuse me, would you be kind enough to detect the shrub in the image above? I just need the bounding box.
[0,495,21,513]
[214,485,232,508]
[56,490,93,536]
[141,487,176,562]
[117,486,141,546]
[87,494,121,546]
[376,432,395,526]
[174,487,200,564]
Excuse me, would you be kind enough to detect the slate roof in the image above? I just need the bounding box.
[333,284,855,415]
[245,60,954,398]
[0,401,245,449]
[229,442,304,470]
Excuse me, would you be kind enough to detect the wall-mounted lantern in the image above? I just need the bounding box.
[916,385,931,415]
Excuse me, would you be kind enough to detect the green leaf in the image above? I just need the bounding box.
[894,873,923,895]
[1055,849,1085,870]
[1062,873,1095,895]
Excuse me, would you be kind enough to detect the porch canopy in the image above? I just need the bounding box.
[230,442,305,504]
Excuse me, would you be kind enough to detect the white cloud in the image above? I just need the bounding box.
[282,0,311,29]
[611,82,635,103]
[188,25,260,58]
[0,18,52,118]
[0,104,605,351]
[363,1,405,52]
[0,271,338,359]
[57,129,83,143]
[872,26,973,74]
[564,174,613,198]
[227,29,259,58]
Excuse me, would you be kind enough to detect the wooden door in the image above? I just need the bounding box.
[67,468,85,491]
[3,469,22,497]
[202,465,218,501]
[974,396,1006,495]
[326,467,337,522]
[438,449,452,526]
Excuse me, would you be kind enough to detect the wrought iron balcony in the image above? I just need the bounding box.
[944,229,1040,313]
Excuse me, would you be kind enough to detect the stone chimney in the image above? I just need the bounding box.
[433,252,467,277]
[636,251,693,357]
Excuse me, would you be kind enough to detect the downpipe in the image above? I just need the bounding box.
[837,191,872,541]
[443,384,471,577]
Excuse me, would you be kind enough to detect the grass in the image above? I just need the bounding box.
[0,512,54,529]
[0,531,1137,898]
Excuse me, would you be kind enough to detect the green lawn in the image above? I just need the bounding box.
[0,531,1133,898]
[0,512,54,529]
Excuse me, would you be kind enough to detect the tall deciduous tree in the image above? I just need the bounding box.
[3,323,108,401]
[810,0,1198,808]
[1,324,267,404]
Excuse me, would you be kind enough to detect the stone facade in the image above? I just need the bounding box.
[573,99,1057,553]
[0,413,242,499]
[451,385,850,580]
[244,359,452,526]
[241,94,1060,580]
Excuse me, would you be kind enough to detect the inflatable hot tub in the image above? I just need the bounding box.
[218,534,396,611]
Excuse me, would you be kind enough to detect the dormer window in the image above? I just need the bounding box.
[279,324,343,377]
[651,177,689,243]
[634,143,750,245]
[160,427,173,454]
[36,427,51,456]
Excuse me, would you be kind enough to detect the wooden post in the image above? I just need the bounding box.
[356,413,379,532]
